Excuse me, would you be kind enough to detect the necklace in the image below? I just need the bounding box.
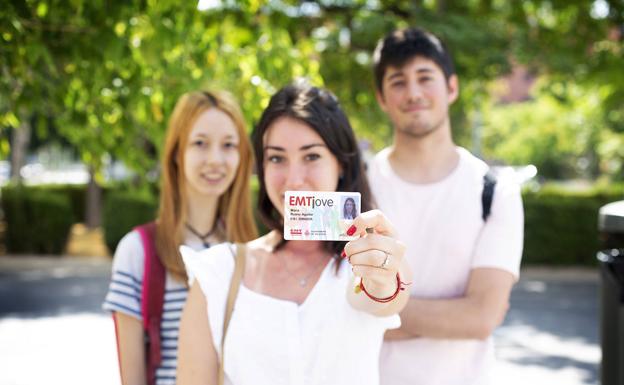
[277,251,329,287]
[185,223,215,249]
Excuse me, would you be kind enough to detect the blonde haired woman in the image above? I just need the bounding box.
[103,90,257,385]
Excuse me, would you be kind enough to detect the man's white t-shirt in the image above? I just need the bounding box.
[368,147,524,385]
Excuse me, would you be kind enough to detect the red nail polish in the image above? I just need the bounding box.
[347,225,357,236]
[341,250,346,258]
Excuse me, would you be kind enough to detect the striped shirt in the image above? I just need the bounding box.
[103,231,204,385]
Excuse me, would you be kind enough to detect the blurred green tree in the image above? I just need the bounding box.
[1,0,622,184]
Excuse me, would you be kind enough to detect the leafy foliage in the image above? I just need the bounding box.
[102,190,157,252]
[1,0,623,181]
[482,80,610,179]
[1,186,74,254]
[522,183,624,265]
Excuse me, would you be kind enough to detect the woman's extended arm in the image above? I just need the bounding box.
[177,281,219,385]
[345,210,413,317]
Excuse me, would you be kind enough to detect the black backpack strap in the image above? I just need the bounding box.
[482,169,497,221]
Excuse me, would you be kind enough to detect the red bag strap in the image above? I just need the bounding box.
[136,222,165,385]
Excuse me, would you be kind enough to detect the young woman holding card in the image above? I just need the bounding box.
[177,81,412,385]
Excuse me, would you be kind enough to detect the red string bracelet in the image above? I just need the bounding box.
[358,273,410,303]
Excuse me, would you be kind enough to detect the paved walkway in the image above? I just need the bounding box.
[494,268,600,384]
[0,256,118,385]
[0,256,602,385]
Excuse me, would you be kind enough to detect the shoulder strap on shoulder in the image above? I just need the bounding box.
[482,169,497,221]
[218,243,246,385]
[135,221,165,385]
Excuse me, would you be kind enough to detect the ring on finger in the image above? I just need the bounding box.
[379,252,391,269]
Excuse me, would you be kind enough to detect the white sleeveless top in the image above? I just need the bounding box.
[181,243,400,385]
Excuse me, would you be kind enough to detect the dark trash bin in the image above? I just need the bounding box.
[597,200,624,385]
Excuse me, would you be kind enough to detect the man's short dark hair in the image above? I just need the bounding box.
[373,27,456,93]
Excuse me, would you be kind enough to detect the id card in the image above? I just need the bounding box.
[284,191,361,241]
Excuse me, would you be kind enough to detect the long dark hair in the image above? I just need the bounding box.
[252,80,373,258]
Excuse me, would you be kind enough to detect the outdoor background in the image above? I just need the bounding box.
[0,1,623,384]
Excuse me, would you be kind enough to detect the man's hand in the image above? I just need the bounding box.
[395,267,515,340]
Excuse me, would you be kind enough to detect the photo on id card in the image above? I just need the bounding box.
[284,191,361,241]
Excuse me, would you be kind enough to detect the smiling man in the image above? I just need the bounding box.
[368,28,525,385]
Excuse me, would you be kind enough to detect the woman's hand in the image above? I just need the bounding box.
[343,210,412,315]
